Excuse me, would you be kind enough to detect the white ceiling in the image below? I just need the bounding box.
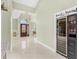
[12,9,26,18]
[13,0,39,8]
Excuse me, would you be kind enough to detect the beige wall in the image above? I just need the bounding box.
[35,0,77,51]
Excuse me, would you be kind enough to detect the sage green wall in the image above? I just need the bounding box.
[1,0,12,58]
[35,0,77,51]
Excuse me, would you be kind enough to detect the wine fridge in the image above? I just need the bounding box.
[56,13,77,59]
[67,14,77,59]
[56,17,67,57]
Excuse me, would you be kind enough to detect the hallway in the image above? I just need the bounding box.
[7,39,66,59]
[1,0,77,59]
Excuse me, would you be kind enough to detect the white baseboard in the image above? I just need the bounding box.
[34,39,56,53]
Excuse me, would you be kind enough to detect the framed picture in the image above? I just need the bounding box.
[20,24,29,37]
[1,0,8,11]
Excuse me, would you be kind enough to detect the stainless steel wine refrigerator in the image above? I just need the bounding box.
[56,7,77,59]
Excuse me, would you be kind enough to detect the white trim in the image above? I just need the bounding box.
[55,6,77,19]
[34,39,56,53]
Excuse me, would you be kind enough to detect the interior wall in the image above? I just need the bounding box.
[35,0,77,51]
[11,18,18,50]
[1,0,12,58]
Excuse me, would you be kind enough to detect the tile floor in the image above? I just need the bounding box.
[7,40,67,59]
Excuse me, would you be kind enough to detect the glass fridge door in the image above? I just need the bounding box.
[56,18,67,57]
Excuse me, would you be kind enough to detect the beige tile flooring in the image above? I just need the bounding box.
[7,40,67,59]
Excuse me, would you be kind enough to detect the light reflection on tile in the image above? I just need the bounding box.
[7,39,67,59]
